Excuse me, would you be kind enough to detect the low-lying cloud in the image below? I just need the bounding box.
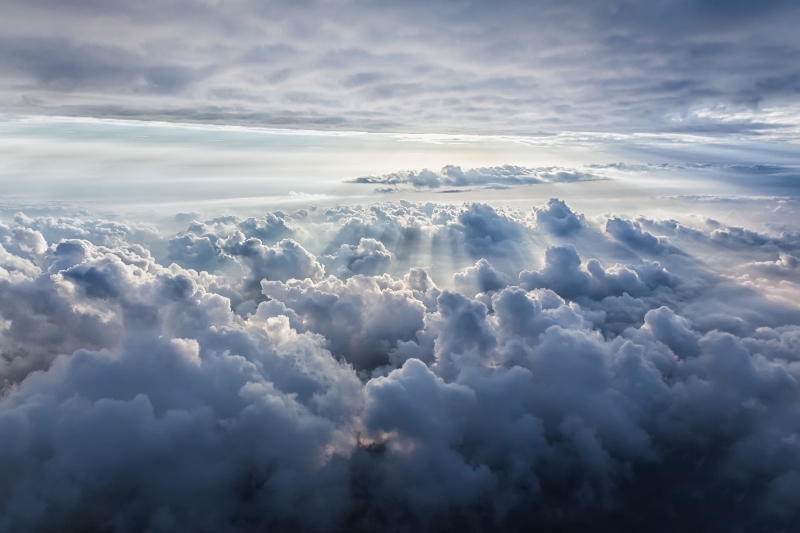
[1,199,800,531]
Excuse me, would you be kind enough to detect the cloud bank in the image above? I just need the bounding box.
[349,165,601,191]
[2,199,800,531]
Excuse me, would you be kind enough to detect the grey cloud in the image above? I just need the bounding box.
[533,198,585,236]
[0,37,208,94]
[2,200,800,531]
[261,275,426,372]
[605,217,670,254]
[519,245,678,302]
[220,234,324,296]
[167,232,231,272]
[0,333,359,533]
[453,258,511,295]
[1,1,798,134]
[745,253,800,281]
[641,306,701,358]
[445,203,529,263]
[323,238,394,278]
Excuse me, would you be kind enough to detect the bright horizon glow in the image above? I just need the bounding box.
[2,114,798,223]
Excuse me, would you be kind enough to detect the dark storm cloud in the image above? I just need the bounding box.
[1,0,799,133]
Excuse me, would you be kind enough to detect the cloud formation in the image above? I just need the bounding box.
[2,0,799,134]
[2,199,800,531]
[349,165,600,190]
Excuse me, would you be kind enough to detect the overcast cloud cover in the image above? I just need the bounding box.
[1,0,800,135]
[2,1,800,532]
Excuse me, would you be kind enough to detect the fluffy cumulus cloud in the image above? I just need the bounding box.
[454,258,512,295]
[349,165,600,191]
[533,197,586,236]
[1,198,800,531]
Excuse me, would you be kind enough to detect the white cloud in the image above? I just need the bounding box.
[1,198,800,531]
[349,165,601,190]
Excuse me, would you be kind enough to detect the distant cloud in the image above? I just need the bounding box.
[591,162,800,192]
[348,165,601,190]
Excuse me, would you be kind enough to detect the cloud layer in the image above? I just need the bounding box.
[349,165,601,192]
[2,0,800,134]
[2,199,800,531]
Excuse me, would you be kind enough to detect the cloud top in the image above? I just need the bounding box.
[349,165,601,190]
[1,199,800,531]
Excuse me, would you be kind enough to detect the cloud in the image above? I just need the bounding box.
[261,275,427,372]
[519,245,678,301]
[2,199,800,531]
[745,252,800,281]
[593,162,800,193]
[444,203,530,266]
[349,165,600,190]
[2,0,799,134]
[605,218,670,254]
[322,238,394,278]
[220,234,324,297]
[453,258,512,295]
[533,198,585,236]
[0,36,208,93]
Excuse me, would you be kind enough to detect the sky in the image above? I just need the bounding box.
[0,0,799,136]
[1,1,800,532]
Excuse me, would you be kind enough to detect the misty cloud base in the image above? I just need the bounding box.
[2,199,800,532]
